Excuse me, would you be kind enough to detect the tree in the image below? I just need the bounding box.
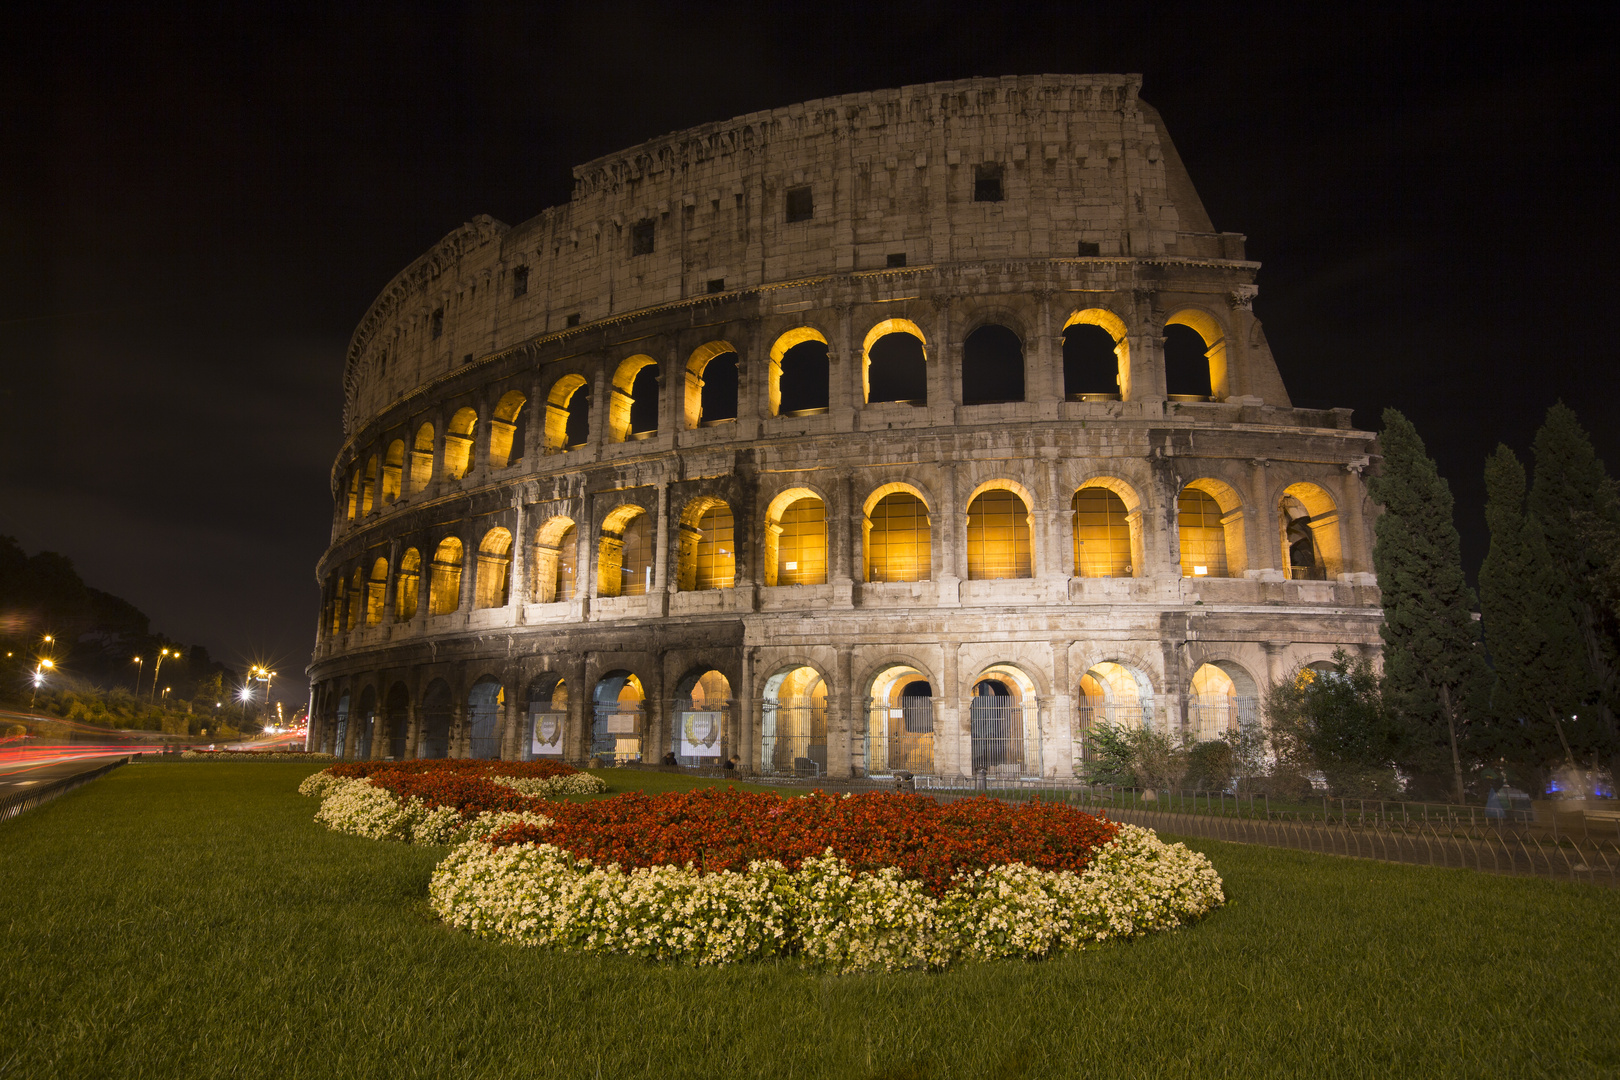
[1528,404,1620,770]
[1478,445,1592,777]
[1265,651,1403,797]
[1369,410,1491,801]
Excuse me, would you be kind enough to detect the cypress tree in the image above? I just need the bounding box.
[1478,445,1590,776]
[1369,409,1491,801]
[1528,403,1620,768]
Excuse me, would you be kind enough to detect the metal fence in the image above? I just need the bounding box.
[0,757,128,824]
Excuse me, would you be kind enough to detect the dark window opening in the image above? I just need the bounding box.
[867,333,928,405]
[1163,324,1212,398]
[431,309,444,339]
[509,404,527,464]
[699,353,739,424]
[628,365,660,435]
[631,219,655,256]
[961,324,1025,405]
[886,252,907,268]
[974,163,1004,202]
[785,185,814,223]
[707,278,725,294]
[778,340,830,415]
[1077,241,1100,256]
[565,313,581,327]
[462,353,473,365]
[970,679,1018,769]
[512,266,529,297]
[1063,324,1119,398]
[1287,517,1325,580]
[900,681,934,734]
[564,385,590,447]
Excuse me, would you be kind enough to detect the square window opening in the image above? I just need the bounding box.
[512,266,529,297]
[886,253,907,268]
[974,163,1004,203]
[707,278,725,294]
[785,185,814,223]
[565,313,581,328]
[631,219,655,256]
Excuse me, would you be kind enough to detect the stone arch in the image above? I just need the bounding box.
[466,676,504,760]
[383,681,410,760]
[488,389,527,469]
[608,355,660,442]
[863,658,938,775]
[474,526,513,608]
[1062,308,1131,400]
[960,322,1025,405]
[760,662,828,776]
[524,672,568,758]
[333,689,351,758]
[1071,477,1144,578]
[768,327,830,416]
[670,668,732,764]
[966,662,1042,774]
[1278,481,1343,580]
[676,494,735,591]
[359,454,378,516]
[533,515,578,603]
[964,479,1036,581]
[410,421,435,493]
[346,566,364,631]
[543,373,590,451]
[1178,478,1247,578]
[591,669,645,762]
[1164,307,1230,401]
[684,341,739,429]
[395,547,421,621]
[763,486,828,587]
[862,481,933,583]
[419,678,453,759]
[1187,658,1262,741]
[598,503,652,598]
[365,556,388,626]
[428,536,464,615]
[444,407,478,479]
[354,684,378,759]
[862,318,928,405]
[381,439,404,503]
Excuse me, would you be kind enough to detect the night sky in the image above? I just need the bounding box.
[2,2,1615,681]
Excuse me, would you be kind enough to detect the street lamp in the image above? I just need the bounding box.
[30,658,54,708]
[133,656,145,695]
[150,647,175,702]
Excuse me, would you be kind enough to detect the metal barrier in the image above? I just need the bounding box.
[0,757,129,824]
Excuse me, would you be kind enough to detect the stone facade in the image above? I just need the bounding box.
[308,74,1382,779]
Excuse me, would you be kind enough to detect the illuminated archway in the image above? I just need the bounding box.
[1164,308,1229,401]
[676,496,735,591]
[684,341,739,428]
[965,481,1035,580]
[474,527,513,608]
[543,373,590,451]
[365,557,388,627]
[1178,479,1246,578]
[863,483,931,583]
[466,677,503,760]
[608,355,659,442]
[763,488,827,586]
[1279,481,1343,580]
[410,422,435,493]
[768,327,830,416]
[533,516,578,603]
[394,547,420,621]
[865,663,935,774]
[598,504,652,597]
[418,679,452,759]
[381,439,404,503]
[488,390,527,469]
[961,323,1024,405]
[967,663,1040,774]
[760,665,827,775]
[444,407,478,479]
[1062,308,1131,399]
[862,318,928,404]
[428,536,464,615]
[1187,661,1260,742]
[360,455,378,515]
[671,669,731,764]
[591,670,644,762]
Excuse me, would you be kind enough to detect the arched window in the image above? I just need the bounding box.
[863,319,928,405]
[961,324,1024,405]
[677,499,735,591]
[866,664,935,774]
[1072,487,1132,577]
[488,390,527,469]
[1164,309,1228,401]
[765,492,827,586]
[395,548,420,621]
[429,536,464,614]
[608,356,659,443]
[966,488,1032,580]
[328,574,344,635]
[533,517,577,603]
[444,408,477,479]
[467,678,502,760]
[542,374,590,451]
[1177,486,1230,578]
[344,469,358,521]
[419,679,452,759]
[769,328,830,416]
[347,567,364,630]
[864,488,931,582]
[475,527,513,608]
[1279,482,1343,580]
[1188,663,1236,741]
[360,455,378,515]
[410,422,435,493]
[365,557,388,627]
[381,439,404,503]
[598,507,653,597]
[591,671,644,762]
[685,342,739,428]
[1062,308,1129,400]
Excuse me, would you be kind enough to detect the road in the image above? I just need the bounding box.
[0,747,141,788]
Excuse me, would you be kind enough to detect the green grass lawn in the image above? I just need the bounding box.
[1,763,1614,1079]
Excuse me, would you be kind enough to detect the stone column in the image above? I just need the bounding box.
[827,645,855,778]
[428,407,447,496]
[653,480,670,611]
[737,645,757,775]
[643,652,667,765]
[500,674,523,761]
[831,469,854,606]
[458,526,478,614]
[508,498,527,616]
[930,293,954,412]
[567,653,590,766]
[942,642,965,776]
[1247,459,1276,573]
[1049,641,1075,778]
[1338,465,1371,576]
[403,675,422,759]
[937,462,961,605]
[1262,640,1290,688]
[1034,289,1061,403]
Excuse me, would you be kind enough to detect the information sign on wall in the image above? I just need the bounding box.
[678,711,723,757]
[530,706,565,756]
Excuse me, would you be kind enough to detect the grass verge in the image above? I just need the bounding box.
[1,762,1614,1079]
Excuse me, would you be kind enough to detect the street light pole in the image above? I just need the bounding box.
[150,648,173,702]
[133,656,145,696]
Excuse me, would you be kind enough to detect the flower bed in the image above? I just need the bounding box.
[297,758,609,826]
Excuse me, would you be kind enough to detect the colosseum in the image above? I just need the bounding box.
[306,74,1382,780]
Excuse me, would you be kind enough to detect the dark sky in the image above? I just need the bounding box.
[2,2,1615,681]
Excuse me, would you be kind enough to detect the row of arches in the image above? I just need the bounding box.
[323,477,1344,634]
[338,305,1243,525]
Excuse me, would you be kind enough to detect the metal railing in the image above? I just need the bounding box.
[0,757,128,824]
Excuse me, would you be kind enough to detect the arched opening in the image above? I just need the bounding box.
[444,407,478,479]
[866,665,935,775]
[1164,310,1228,402]
[965,485,1033,580]
[467,677,503,760]
[410,422,435,493]
[863,320,928,405]
[533,517,578,603]
[365,557,388,627]
[475,527,513,608]
[864,485,931,583]
[769,328,830,416]
[360,455,378,516]
[346,567,363,631]
[1062,309,1130,401]
[524,674,567,758]
[685,342,739,428]
[1188,661,1260,742]
[591,671,643,763]
[677,498,735,591]
[608,355,660,442]
[344,470,358,521]
[384,682,410,760]
[1279,482,1343,580]
[419,679,452,759]
[1076,660,1155,768]
[489,390,527,469]
[961,324,1025,405]
[1071,485,1134,578]
[598,506,652,598]
[1177,481,1242,578]
[333,691,350,758]
[672,669,731,765]
[543,374,590,452]
[761,665,827,776]
[969,665,1039,774]
[354,685,378,760]
[395,547,420,621]
[382,439,404,503]
[429,536,464,615]
[764,489,827,587]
